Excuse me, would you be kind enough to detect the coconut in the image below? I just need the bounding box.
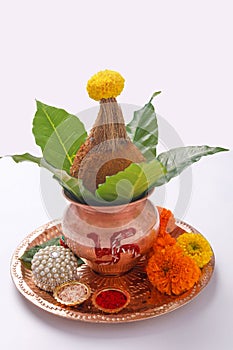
[70,70,145,192]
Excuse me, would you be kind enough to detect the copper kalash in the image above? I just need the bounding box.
[64,70,159,275]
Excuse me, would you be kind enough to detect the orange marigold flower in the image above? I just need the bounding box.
[146,245,201,295]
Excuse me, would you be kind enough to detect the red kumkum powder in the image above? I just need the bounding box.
[95,289,128,310]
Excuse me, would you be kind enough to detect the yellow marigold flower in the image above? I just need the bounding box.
[176,233,213,268]
[86,70,125,101]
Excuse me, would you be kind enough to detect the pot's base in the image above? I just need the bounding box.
[90,267,133,278]
[85,260,138,277]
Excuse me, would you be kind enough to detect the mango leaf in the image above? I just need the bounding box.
[96,159,166,204]
[155,145,229,186]
[11,153,41,165]
[6,152,95,204]
[32,101,87,174]
[50,163,98,205]
[126,91,161,160]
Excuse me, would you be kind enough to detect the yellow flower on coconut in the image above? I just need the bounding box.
[86,69,125,101]
[177,233,213,268]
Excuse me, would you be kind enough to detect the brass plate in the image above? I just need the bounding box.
[10,219,215,323]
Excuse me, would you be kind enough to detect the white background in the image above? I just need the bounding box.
[0,1,232,349]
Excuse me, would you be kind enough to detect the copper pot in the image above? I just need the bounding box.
[62,193,159,276]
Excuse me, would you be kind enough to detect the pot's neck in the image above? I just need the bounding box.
[69,199,149,226]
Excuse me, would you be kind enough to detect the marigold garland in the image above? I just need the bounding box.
[154,233,176,252]
[146,245,201,296]
[86,70,125,101]
[157,207,176,235]
[153,207,176,253]
[176,233,213,268]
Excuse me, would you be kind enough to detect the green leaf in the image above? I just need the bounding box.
[126,92,161,160]
[6,152,95,204]
[96,159,165,204]
[1,153,42,165]
[38,158,96,204]
[32,101,87,173]
[11,153,42,165]
[156,145,229,186]
[50,163,97,205]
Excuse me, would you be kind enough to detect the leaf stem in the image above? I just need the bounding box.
[149,91,162,104]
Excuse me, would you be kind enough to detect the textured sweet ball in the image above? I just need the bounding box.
[31,246,79,292]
